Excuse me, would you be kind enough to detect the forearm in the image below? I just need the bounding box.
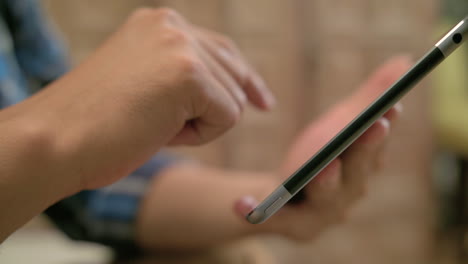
[135,164,276,250]
[0,111,79,242]
[0,69,181,242]
[0,6,276,246]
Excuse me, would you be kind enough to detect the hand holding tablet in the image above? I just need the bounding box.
[247,16,468,224]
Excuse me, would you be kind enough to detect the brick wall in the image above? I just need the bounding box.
[43,1,440,263]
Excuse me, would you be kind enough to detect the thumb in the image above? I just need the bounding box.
[233,195,259,218]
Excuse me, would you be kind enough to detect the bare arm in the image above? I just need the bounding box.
[135,164,275,250]
[0,114,73,240]
[0,8,273,243]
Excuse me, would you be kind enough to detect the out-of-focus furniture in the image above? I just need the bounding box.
[432,21,468,262]
[0,217,275,264]
[1,232,274,264]
[0,217,112,264]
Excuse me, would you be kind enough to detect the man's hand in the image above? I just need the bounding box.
[234,56,412,241]
[19,8,274,190]
[0,7,274,241]
[112,8,276,147]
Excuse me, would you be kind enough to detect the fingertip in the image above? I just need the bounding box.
[358,117,390,144]
[247,75,276,111]
[234,196,259,217]
[372,117,390,141]
[385,103,404,122]
[236,87,248,109]
[394,102,403,115]
[379,117,390,132]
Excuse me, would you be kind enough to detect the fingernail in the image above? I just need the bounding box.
[379,117,390,130]
[394,102,403,114]
[243,196,258,208]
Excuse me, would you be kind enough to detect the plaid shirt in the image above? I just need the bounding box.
[0,0,68,107]
[0,0,176,257]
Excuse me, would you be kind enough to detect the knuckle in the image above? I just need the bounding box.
[238,91,248,107]
[217,35,236,50]
[130,7,181,26]
[153,7,180,21]
[162,26,191,45]
[175,53,202,75]
[243,71,254,88]
[224,105,241,129]
[237,68,251,87]
[130,7,157,23]
[132,7,154,17]
[229,104,242,125]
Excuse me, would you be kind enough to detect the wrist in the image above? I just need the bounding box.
[34,70,187,190]
[5,107,83,199]
[0,107,82,241]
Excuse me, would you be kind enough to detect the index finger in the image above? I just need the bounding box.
[193,26,276,110]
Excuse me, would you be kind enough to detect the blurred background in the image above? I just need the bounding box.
[1,0,467,263]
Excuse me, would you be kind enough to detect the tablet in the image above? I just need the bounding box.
[247,16,468,224]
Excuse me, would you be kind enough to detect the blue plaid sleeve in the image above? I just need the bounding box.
[45,153,180,258]
[3,0,69,86]
[0,0,69,108]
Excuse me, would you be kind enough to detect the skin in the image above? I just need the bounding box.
[135,56,412,250]
[0,8,274,242]
[0,6,413,251]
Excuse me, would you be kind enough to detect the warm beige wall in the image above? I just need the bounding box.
[43,1,440,263]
